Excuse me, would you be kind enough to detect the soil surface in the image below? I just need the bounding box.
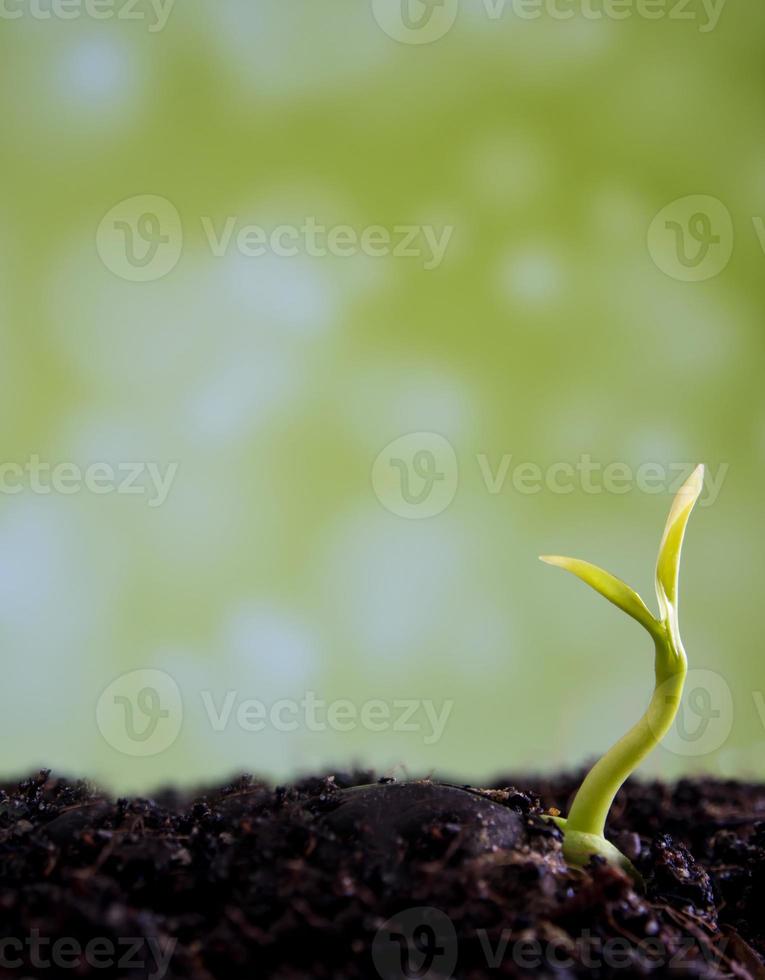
[1,769,764,979]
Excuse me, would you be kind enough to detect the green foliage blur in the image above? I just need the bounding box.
[0,0,762,791]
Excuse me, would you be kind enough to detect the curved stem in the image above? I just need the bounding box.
[565,631,686,837]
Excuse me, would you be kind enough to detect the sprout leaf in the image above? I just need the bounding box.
[655,464,705,624]
[539,555,659,638]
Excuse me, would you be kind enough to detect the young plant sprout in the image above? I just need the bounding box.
[540,463,705,879]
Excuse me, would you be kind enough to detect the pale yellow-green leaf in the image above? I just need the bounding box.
[655,464,704,617]
[539,555,658,636]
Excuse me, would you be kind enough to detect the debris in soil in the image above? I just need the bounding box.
[0,769,763,979]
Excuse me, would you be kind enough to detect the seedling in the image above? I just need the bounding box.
[540,464,704,879]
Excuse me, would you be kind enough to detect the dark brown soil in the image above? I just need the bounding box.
[1,769,764,979]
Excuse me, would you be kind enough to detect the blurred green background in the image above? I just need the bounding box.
[0,0,762,792]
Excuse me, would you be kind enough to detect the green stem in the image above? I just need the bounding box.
[565,629,686,838]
